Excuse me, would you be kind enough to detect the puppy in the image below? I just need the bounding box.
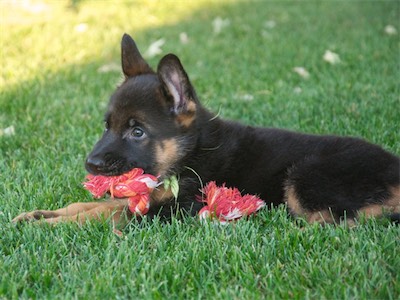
[13,34,400,225]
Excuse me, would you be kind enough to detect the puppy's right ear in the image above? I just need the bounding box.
[121,34,153,77]
[158,54,198,128]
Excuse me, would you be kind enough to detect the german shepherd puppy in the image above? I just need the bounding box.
[13,34,400,225]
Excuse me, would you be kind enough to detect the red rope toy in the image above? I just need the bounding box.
[197,181,265,224]
[83,169,158,215]
[83,168,265,222]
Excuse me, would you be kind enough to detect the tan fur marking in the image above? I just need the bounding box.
[388,185,400,211]
[285,184,335,224]
[186,100,196,113]
[176,114,195,127]
[151,185,174,205]
[346,219,357,228]
[358,185,400,218]
[176,100,196,127]
[306,210,334,224]
[155,139,179,176]
[357,204,384,218]
[285,184,305,216]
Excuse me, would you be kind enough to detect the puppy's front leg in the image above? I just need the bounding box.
[12,199,130,225]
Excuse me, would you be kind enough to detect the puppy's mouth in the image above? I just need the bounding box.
[86,160,155,178]
[85,158,133,177]
[95,170,127,177]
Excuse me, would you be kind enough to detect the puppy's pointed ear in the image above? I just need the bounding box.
[121,33,153,77]
[157,54,197,118]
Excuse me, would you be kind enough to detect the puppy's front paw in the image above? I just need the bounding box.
[12,210,58,223]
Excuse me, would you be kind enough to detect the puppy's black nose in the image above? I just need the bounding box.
[85,156,106,174]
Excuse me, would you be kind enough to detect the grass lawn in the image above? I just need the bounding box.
[1,0,399,299]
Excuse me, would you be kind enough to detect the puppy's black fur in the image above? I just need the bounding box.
[86,34,400,224]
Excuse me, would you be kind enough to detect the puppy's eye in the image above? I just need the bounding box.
[132,127,145,139]
[104,121,110,131]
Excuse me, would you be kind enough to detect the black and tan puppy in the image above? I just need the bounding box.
[13,34,400,225]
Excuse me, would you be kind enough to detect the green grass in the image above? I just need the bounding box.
[1,0,399,299]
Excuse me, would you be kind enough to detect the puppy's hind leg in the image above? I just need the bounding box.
[284,151,400,225]
[284,183,337,225]
[355,185,400,223]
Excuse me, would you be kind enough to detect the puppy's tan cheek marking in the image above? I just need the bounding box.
[155,138,179,176]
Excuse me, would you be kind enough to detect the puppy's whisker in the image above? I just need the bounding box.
[208,106,222,122]
[200,145,222,151]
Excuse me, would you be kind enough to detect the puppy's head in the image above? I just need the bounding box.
[85,34,199,178]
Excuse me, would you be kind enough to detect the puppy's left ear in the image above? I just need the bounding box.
[157,54,197,121]
[121,33,153,77]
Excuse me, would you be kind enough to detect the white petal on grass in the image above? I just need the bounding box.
[74,23,88,33]
[264,20,276,29]
[144,38,165,58]
[212,17,230,34]
[384,25,397,35]
[235,93,254,101]
[0,125,15,137]
[293,86,302,94]
[242,94,254,101]
[97,62,120,73]
[179,32,189,44]
[261,30,272,39]
[100,101,108,109]
[293,67,310,79]
[323,50,341,65]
